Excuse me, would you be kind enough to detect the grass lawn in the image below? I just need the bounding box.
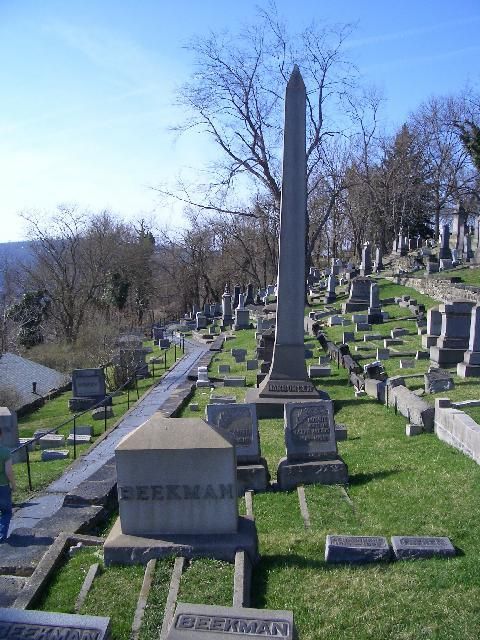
[33,279,480,639]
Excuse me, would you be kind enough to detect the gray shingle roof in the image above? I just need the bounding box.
[0,353,70,410]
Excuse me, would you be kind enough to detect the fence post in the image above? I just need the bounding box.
[127,387,130,409]
[174,344,177,361]
[135,374,139,400]
[73,415,77,460]
[164,351,167,370]
[26,447,33,492]
[104,405,107,433]
[152,361,155,379]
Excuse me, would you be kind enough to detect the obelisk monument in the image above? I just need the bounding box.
[248,66,326,416]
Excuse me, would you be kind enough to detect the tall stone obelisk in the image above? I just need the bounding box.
[249,66,326,414]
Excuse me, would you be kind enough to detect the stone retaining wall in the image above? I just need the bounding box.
[434,398,480,465]
[390,276,480,304]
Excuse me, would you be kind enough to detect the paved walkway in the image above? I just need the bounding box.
[10,337,209,533]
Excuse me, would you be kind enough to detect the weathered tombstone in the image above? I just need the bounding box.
[196,366,210,388]
[373,246,383,272]
[277,400,348,490]
[457,305,480,377]
[0,609,111,638]
[245,283,256,306]
[166,603,294,640]
[342,277,371,313]
[246,66,325,417]
[222,284,233,326]
[104,415,257,564]
[69,368,108,412]
[0,407,24,463]
[234,295,250,330]
[422,307,442,348]
[424,367,455,393]
[426,257,439,274]
[233,285,241,309]
[451,248,459,264]
[360,242,372,276]
[324,274,337,304]
[439,224,452,260]
[152,326,165,341]
[464,234,474,262]
[391,536,455,560]
[205,403,268,493]
[117,348,149,379]
[325,535,390,564]
[367,282,383,324]
[196,312,207,330]
[430,301,476,366]
[453,202,467,260]
[439,258,453,271]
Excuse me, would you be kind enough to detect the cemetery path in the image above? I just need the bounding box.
[9,337,209,534]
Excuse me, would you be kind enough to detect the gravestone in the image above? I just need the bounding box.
[430,301,476,366]
[233,285,241,309]
[391,536,455,560]
[152,326,165,341]
[367,282,383,324]
[424,367,455,393]
[117,348,149,379]
[360,242,372,276]
[234,295,250,330]
[0,608,111,639]
[196,366,210,388]
[426,257,439,274]
[325,535,390,564]
[222,284,233,326]
[440,258,453,271]
[69,368,108,412]
[453,202,467,260]
[464,234,474,262]
[247,66,325,416]
[277,400,348,490]
[439,224,452,260]
[324,274,337,304]
[342,277,371,313]
[0,407,24,463]
[245,283,255,306]
[166,603,294,640]
[457,304,480,377]
[196,312,207,330]
[373,246,383,272]
[205,403,268,493]
[104,416,258,564]
[422,307,442,348]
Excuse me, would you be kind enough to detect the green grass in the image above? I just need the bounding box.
[32,278,480,639]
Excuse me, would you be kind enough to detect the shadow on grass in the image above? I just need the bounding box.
[348,469,402,486]
[333,398,378,409]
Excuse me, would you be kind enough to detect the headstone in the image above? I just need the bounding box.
[367,282,382,324]
[342,277,371,313]
[205,403,260,463]
[457,305,480,377]
[152,326,165,341]
[439,258,453,271]
[422,307,442,348]
[453,202,467,259]
[42,449,70,461]
[246,359,258,371]
[373,246,383,272]
[231,348,247,362]
[39,434,65,449]
[0,608,110,638]
[234,297,250,330]
[277,400,348,489]
[439,224,452,260]
[360,242,372,276]
[342,331,355,343]
[104,416,257,564]
[92,406,114,420]
[244,283,255,306]
[426,258,439,274]
[324,274,337,304]
[424,368,454,393]
[308,365,331,377]
[376,348,390,360]
[248,66,325,414]
[464,234,473,262]
[391,536,455,560]
[222,285,233,325]
[218,364,231,374]
[430,301,476,366]
[196,366,210,388]
[69,368,107,411]
[325,535,390,564]
[224,377,246,387]
[196,312,207,330]
[233,285,241,309]
[399,359,414,369]
[166,603,294,640]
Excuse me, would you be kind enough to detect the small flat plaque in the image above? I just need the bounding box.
[391,536,455,560]
[0,608,110,639]
[166,603,293,639]
[325,534,390,564]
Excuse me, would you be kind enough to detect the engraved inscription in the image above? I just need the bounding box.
[268,382,314,393]
[118,483,234,501]
[216,410,253,446]
[330,536,386,548]
[399,537,450,547]
[176,613,290,637]
[290,406,332,444]
[0,622,101,640]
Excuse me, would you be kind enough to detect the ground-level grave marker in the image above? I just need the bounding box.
[131,558,157,640]
[297,486,311,529]
[160,556,187,640]
[325,535,390,564]
[165,603,294,640]
[391,536,455,560]
[74,562,100,613]
[245,490,254,518]
[0,608,111,639]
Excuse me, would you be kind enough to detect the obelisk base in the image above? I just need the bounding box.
[246,381,329,418]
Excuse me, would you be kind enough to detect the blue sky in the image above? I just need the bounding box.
[0,0,479,241]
